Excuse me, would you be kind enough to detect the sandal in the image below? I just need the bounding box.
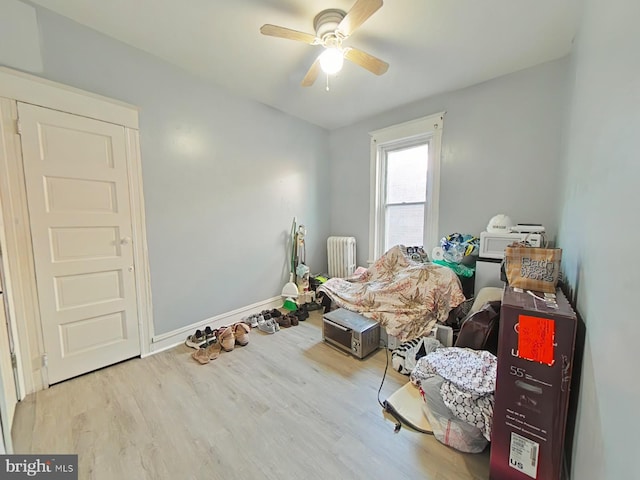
[185,329,206,349]
[205,338,221,360]
[233,323,251,346]
[191,345,210,364]
[217,326,235,352]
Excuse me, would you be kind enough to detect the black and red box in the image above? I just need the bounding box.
[490,287,576,480]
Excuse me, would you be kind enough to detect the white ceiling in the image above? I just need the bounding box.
[30,0,580,130]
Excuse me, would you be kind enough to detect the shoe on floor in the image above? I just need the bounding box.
[191,345,210,365]
[204,326,216,340]
[234,323,251,346]
[277,315,292,328]
[217,326,235,352]
[306,301,322,311]
[287,313,299,326]
[205,339,221,360]
[243,314,260,328]
[251,315,262,328]
[257,317,277,334]
[295,304,309,321]
[185,329,206,349]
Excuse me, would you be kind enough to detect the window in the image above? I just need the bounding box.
[368,113,444,263]
[384,143,429,250]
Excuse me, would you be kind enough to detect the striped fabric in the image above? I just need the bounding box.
[391,337,442,375]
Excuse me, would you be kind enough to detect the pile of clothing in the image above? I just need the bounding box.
[410,347,497,453]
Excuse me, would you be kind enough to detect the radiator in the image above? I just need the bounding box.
[327,236,356,278]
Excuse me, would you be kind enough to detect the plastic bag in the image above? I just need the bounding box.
[440,233,479,263]
[432,259,475,278]
[420,376,488,453]
[391,337,442,375]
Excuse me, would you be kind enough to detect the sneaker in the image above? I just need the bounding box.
[243,314,260,329]
[295,304,309,321]
[204,326,215,340]
[277,315,292,328]
[185,329,206,349]
[306,301,322,311]
[257,317,277,334]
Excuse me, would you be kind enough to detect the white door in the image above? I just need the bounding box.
[17,102,140,385]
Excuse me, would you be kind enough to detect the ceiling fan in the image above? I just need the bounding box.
[260,0,389,87]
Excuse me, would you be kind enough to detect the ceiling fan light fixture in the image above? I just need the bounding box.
[319,47,344,75]
[260,0,388,87]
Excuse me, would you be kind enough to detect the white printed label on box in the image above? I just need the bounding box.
[509,432,539,478]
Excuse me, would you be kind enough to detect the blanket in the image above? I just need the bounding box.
[317,245,465,342]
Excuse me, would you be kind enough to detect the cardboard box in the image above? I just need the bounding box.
[490,287,576,480]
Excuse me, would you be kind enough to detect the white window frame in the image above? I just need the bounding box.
[368,112,444,264]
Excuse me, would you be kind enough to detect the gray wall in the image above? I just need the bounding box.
[329,58,569,265]
[557,0,639,477]
[3,7,331,335]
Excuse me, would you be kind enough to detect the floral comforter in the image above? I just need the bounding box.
[317,245,465,342]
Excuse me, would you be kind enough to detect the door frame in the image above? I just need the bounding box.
[0,67,154,395]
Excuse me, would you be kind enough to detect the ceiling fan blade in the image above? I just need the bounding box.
[338,0,383,37]
[344,47,389,75]
[260,24,318,44]
[301,59,321,87]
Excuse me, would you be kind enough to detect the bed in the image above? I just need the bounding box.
[317,245,465,342]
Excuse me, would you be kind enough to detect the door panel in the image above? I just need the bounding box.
[18,102,140,385]
[50,226,120,262]
[54,270,124,310]
[38,123,115,168]
[60,311,127,356]
[44,176,118,213]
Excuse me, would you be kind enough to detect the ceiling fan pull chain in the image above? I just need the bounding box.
[326,74,330,92]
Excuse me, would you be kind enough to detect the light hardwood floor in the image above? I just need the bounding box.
[13,310,489,480]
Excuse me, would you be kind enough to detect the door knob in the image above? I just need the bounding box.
[120,236,132,245]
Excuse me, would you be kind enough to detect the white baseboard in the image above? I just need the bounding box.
[144,296,283,356]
